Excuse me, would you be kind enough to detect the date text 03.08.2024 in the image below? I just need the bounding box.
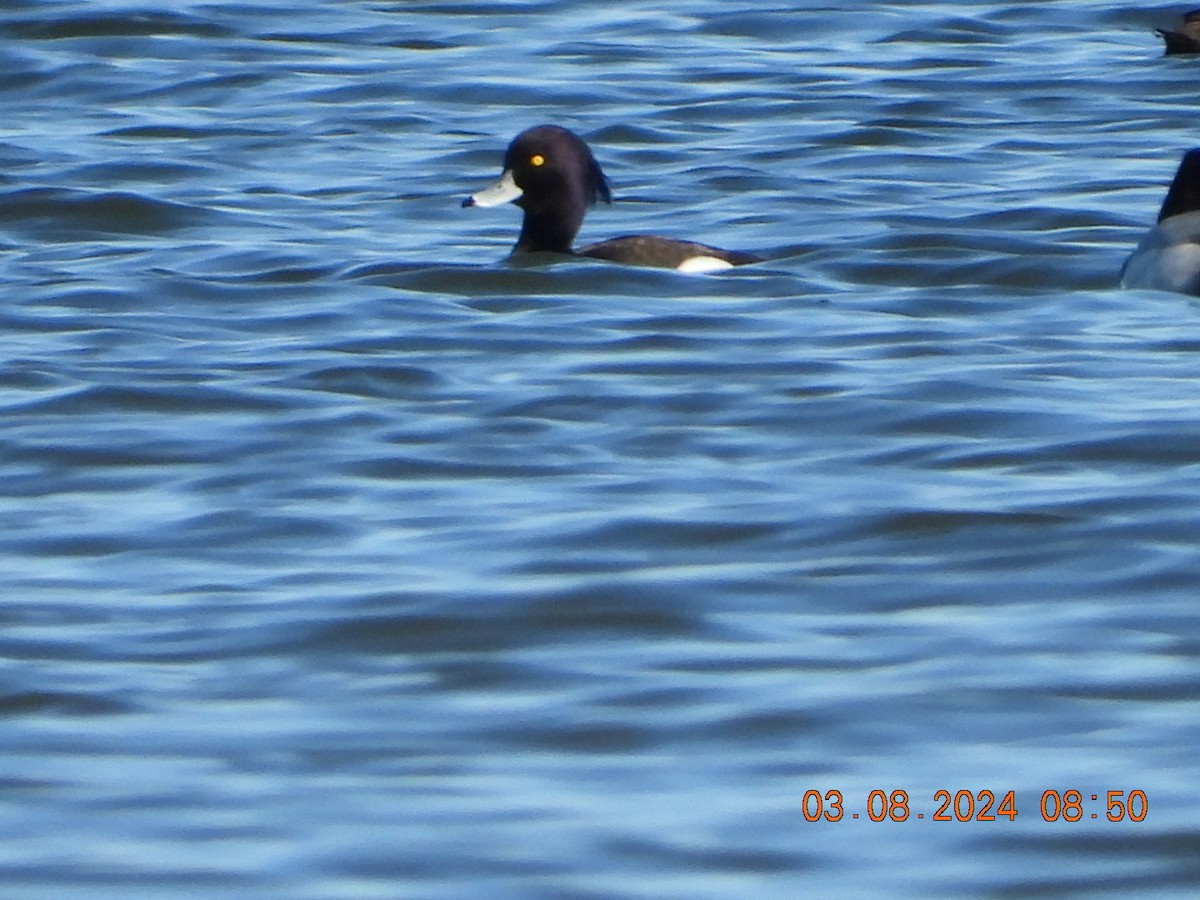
[803,789,1148,824]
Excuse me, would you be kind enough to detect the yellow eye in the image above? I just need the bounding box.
[530,154,545,167]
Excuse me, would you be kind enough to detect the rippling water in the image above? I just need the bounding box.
[3,2,1200,897]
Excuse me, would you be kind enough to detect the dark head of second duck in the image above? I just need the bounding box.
[463,125,760,273]
[1156,9,1200,55]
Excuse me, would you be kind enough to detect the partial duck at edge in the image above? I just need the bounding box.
[1156,10,1200,54]
[1121,149,1200,295]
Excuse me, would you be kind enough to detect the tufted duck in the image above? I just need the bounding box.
[463,125,759,272]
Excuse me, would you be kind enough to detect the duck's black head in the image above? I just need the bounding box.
[1157,149,1200,222]
[463,125,611,255]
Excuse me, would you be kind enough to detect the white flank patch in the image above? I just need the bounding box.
[676,255,735,274]
[1122,212,1200,294]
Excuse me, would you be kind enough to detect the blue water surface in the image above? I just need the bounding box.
[2,2,1199,898]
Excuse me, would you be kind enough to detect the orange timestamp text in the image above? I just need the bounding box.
[803,789,1148,823]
